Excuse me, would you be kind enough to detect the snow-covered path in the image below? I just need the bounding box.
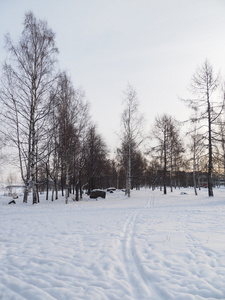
[1,188,225,299]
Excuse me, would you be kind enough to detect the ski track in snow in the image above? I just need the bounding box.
[121,196,158,299]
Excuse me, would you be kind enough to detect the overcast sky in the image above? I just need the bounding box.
[1,0,225,155]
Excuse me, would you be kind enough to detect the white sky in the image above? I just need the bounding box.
[1,0,225,155]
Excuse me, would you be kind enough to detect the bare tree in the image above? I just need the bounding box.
[151,114,184,194]
[120,84,143,197]
[0,12,58,203]
[182,60,222,196]
[185,106,205,195]
[152,114,171,194]
[54,72,89,203]
[83,125,108,194]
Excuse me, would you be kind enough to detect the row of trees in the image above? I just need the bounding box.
[0,12,110,203]
[0,12,225,203]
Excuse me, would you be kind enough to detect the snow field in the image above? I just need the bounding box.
[1,188,225,299]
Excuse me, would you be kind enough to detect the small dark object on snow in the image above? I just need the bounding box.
[110,190,114,193]
[180,192,188,195]
[90,189,106,199]
[8,200,16,204]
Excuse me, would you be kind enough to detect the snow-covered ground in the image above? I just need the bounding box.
[1,187,225,300]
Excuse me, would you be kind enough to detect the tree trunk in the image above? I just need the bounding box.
[61,164,64,196]
[23,183,29,203]
[55,178,58,200]
[127,142,131,197]
[163,132,167,195]
[65,163,69,204]
[193,169,197,196]
[51,187,54,201]
[76,184,79,201]
[46,163,49,200]
[193,135,198,196]
[207,90,213,197]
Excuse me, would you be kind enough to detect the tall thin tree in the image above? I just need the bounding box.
[182,60,222,196]
[120,84,143,197]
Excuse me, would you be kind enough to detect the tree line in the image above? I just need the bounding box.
[0,12,225,203]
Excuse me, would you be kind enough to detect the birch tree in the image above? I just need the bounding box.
[55,72,89,203]
[120,84,143,197]
[0,12,58,203]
